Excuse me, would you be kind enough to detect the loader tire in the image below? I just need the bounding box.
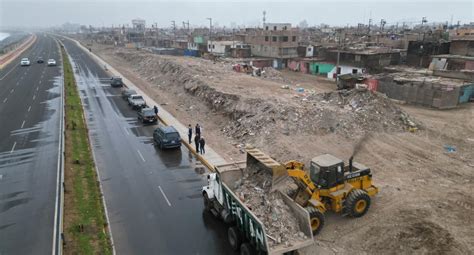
[240,242,256,255]
[228,226,242,251]
[305,206,325,235]
[344,189,371,218]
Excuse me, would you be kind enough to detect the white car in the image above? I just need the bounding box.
[47,59,56,66]
[20,58,30,66]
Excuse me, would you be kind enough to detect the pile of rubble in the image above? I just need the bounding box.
[234,167,308,248]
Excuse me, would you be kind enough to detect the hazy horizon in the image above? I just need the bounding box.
[1,0,473,29]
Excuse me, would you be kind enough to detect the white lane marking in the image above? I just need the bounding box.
[0,174,3,180]
[10,89,14,94]
[123,127,129,135]
[137,149,145,162]
[3,98,7,103]
[36,87,39,91]
[32,94,36,100]
[21,120,25,129]
[0,63,20,80]
[158,186,172,207]
[27,105,31,112]
[10,142,17,153]
[39,80,42,84]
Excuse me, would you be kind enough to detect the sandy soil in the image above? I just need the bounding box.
[87,42,474,254]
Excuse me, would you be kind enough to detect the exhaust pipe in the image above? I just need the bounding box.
[349,156,354,172]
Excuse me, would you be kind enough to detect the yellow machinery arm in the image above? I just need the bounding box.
[285,160,317,194]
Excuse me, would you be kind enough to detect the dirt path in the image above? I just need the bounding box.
[86,42,474,254]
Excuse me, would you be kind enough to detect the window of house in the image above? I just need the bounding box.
[292,36,296,42]
[352,69,358,74]
[282,36,288,42]
[307,48,311,52]
[273,26,277,31]
[265,36,269,42]
[272,36,277,42]
[283,26,287,30]
[355,55,361,62]
[213,45,215,49]
[208,44,211,49]
[266,26,269,30]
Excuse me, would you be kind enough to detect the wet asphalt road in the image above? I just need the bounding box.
[60,38,233,254]
[0,34,62,254]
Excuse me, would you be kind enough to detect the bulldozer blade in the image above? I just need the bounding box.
[246,146,289,192]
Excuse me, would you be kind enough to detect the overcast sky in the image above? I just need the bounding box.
[0,0,473,28]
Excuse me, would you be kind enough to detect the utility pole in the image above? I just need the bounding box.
[207,18,212,53]
[171,20,176,41]
[368,18,372,37]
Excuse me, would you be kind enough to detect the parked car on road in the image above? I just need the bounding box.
[47,59,56,66]
[153,126,182,149]
[37,57,44,63]
[110,76,123,87]
[137,107,157,124]
[121,89,136,100]
[127,94,147,110]
[20,58,30,66]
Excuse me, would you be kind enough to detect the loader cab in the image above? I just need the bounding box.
[310,154,345,189]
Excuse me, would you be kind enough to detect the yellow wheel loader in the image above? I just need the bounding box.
[285,154,379,235]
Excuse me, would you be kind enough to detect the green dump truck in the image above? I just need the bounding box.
[202,149,314,255]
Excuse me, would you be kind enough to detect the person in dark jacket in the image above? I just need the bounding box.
[195,124,201,137]
[199,136,206,154]
[154,105,159,116]
[194,134,200,153]
[188,124,192,144]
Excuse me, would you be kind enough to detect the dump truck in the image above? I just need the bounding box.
[202,148,314,255]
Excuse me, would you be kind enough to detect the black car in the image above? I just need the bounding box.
[137,107,157,124]
[153,126,182,149]
[111,77,123,87]
[121,89,137,100]
[37,57,44,63]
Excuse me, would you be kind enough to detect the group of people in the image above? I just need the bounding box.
[189,124,206,154]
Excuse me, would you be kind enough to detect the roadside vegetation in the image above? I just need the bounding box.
[61,44,112,255]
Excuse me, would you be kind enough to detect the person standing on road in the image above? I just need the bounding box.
[199,136,206,154]
[188,124,193,143]
[154,105,159,116]
[194,134,200,153]
[195,123,201,137]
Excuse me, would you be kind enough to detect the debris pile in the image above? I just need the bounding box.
[109,47,418,153]
[234,166,308,248]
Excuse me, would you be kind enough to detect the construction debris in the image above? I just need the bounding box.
[234,166,308,248]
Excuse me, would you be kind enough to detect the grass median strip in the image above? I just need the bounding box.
[61,45,112,255]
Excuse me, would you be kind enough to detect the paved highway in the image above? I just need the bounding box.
[60,38,233,254]
[0,34,62,254]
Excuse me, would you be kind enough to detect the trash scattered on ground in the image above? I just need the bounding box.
[443,145,456,153]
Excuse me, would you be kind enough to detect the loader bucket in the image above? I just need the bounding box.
[245,146,289,192]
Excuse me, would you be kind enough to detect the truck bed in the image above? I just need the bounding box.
[216,162,313,254]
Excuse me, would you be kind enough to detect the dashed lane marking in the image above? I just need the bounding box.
[3,98,7,103]
[158,186,172,207]
[137,150,146,162]
[21,120,25,129]
[10,142,17,153]
[27,106,31,112]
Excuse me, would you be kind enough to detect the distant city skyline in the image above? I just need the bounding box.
[1,0,473,29]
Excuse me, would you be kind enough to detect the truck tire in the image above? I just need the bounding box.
[240,242,256,255]
[305,206,325,235]
[203,193,211,212]
[228,226,242,251]
[344,189,371,217]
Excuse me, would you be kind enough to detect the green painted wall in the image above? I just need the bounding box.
[309,62,334,75]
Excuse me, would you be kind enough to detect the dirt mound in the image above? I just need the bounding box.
[362,209,464,254]
[112,49,415,143]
